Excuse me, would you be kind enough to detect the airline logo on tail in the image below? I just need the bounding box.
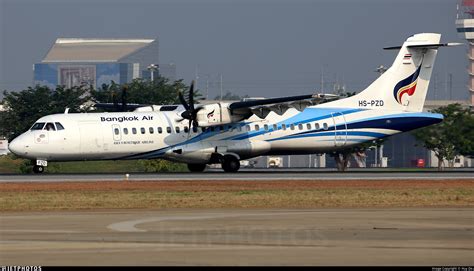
[393,65,422,104]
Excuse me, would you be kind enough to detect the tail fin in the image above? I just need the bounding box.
[320,33,443,112]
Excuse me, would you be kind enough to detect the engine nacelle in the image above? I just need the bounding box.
[196,103,246,127]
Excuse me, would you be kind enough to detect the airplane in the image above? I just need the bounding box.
[8,33,460,173]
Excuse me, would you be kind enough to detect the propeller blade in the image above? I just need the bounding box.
[189,80,195,110]
[178,91,190,111]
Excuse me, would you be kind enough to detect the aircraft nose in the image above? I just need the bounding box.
[8,136,26,156]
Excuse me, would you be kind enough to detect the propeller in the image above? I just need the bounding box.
[178,80,202,133]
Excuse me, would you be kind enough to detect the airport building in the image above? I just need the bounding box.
[33,38,161,89]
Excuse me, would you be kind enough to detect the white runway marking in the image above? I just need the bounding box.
[107,211,320,232]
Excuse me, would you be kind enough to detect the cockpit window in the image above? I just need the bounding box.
[55,122,65,130]
[44,123,56,131]
[31,122,45,130]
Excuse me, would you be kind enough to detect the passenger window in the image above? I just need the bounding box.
[192,126,198,133]
[298,124,303,130]
[273,124,277,131]
[219,126,224,131]
[228,125,233,132]
[114,128,119,135]
[255,125,260,131]
[245,125,250,132]
[132,128,137,134]
[166,127,171,133]
[306,123,311,130]
[282,124,287,130]
[184,126,189,133]
[149,127,154,134]
[264,124,269,131]
[315,123,320,130]
[158,127,163,134]
[55,122,65,130]
[31,122,45,130]
[124,128,129,135]
[237,126,242,132]
[323,123,328,130]
[175,127,180,133]
[45,123,56,131]
[141,127,146,134]
[290,124,295,130]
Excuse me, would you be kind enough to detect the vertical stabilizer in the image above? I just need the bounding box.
[319,33,442,112]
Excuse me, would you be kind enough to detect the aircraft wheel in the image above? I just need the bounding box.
[33,165,44,174]
[187,163,206,172]
[222,155,240,173]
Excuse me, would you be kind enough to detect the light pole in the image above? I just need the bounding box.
[147,64,158,82]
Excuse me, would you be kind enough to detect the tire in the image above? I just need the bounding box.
[187,163,207,172]
[33,165,44,174]
[222,155,240,173]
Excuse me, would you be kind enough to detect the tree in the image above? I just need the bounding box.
[214,91,249,101]
[452,108,474,158]
[0,85,89,140]
[412,103,473,170]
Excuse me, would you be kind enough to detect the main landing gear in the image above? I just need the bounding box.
[187,163,207,172]
[221,155,240,173]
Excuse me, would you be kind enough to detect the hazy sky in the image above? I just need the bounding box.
[0,0,467,100]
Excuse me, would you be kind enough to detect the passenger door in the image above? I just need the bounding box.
[331,112,347,147]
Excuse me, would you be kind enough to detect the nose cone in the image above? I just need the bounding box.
[8,136,25,156]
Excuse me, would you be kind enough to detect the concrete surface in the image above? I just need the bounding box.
[0,208,472,265]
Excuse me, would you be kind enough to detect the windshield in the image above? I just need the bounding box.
[30,122,45,130]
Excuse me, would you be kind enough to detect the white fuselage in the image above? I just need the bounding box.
[8,104,443,164]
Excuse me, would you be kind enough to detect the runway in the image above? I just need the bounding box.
[1,169,473,182]
[0,208,472,265]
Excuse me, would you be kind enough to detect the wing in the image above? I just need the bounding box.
[229,93,340,119]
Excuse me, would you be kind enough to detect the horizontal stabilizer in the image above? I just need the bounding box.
[384,42,463,50]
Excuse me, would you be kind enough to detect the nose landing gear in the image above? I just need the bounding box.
[32,159,47,174]
[33,165,44,174]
